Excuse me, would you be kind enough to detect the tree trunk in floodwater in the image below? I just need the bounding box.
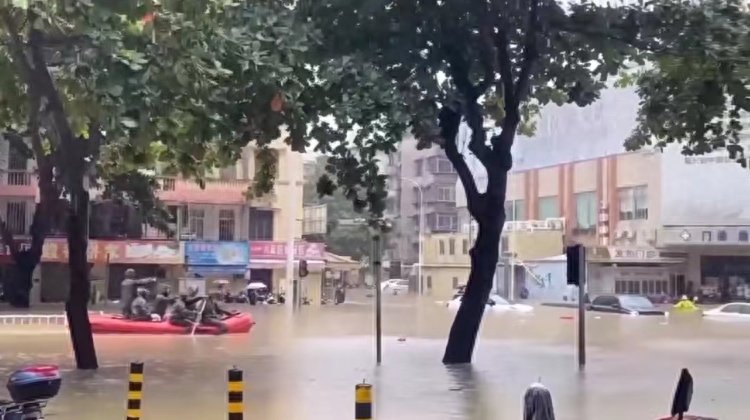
[65,190,98,370]
[6,258,35,308]
[442,215,503,364]
[2,202,49,309]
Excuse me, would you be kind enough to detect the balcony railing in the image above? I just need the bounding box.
[2,170,32,186]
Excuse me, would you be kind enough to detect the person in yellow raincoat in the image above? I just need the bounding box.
[673,295,698,312]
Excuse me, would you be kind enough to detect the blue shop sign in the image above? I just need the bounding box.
[184,241,249,266]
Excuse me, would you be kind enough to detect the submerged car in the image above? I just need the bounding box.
[446,294,533,313]
[588,294,666,316]
[703,302,750,319]
[381,279,409,295]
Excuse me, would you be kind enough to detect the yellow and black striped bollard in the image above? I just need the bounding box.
[355,382,373,420]
[126,362,144,420]
[228,367,244,420]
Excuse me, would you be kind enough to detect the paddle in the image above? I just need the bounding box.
[190,298,207,336]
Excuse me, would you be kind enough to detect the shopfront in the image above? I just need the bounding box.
[249,241,325,304]
[184,241,249,294]
[97,240,183,299]
[700,255,750,302]
[587,246,685,299]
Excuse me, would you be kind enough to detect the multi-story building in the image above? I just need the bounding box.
[0,138,328,304]
[386,139,460,269]
[449,87,750,303]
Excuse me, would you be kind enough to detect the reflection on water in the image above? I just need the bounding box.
[1,294,748,419]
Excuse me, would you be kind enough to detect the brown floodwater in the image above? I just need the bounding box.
[0,293,747,419]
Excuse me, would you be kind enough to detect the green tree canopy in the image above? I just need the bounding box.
[0,0,380,368]
[303,0,750,364]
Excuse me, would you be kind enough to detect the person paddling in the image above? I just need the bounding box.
[120,269,156,318]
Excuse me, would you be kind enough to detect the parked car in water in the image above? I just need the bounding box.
[381,279,409,295]
[446,294,534,313]
[703,302,750,319]
[588,294,666,316]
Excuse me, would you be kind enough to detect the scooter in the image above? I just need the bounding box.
[0,365,61,420]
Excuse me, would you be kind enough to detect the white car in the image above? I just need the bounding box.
[446,294,534,313]
[704,302,750,319]
[381,279,409,295]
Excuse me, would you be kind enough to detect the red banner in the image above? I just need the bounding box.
[249,241,325,260]
[0,239,182,265]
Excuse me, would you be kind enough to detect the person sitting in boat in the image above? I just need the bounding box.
[120,269,157,318]
[169,292,200,332]
[199,293,239,334]
[130,288,155,321]
[152,284,176,320]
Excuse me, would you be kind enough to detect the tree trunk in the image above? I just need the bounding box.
[443,212,503,364]
[6,256,36,308]
[2,202,49,309]
[65,189,98,370]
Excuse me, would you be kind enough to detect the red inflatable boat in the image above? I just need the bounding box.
[88,313,254,335]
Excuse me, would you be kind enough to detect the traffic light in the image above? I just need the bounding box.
[566,244,585,286]
[298,259,309,278]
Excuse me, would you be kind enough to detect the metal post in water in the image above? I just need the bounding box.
[373,233,382,365]
[355,382,373,420]
[227,368,244,420]
[577,246,587,370]
[126,362,144,420]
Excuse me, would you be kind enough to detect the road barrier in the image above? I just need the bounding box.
[227,368,244,420]
[0,314,67,326]
[355,382,373,420]
[120,363,372,419]
[126,362,145,420]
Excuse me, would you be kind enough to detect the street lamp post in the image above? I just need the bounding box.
[400,177,424,295]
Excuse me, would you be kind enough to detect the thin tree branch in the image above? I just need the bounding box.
[513,0,541,108]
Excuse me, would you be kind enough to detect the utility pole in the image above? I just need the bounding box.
[373,232,382,365]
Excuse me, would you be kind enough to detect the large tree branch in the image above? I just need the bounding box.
[1,9,34,84]
[439,105,480,208]
[443,45,493,164]
[493,27,516,113]
[476,15,496,96]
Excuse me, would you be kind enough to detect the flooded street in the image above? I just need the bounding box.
[1,294,748,419]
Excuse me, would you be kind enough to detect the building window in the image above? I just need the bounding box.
[218,209,235,241]
[415,159,423,176]
[431,156,455,174]
[504,200,526,221]
[7,144,29,186]
[452,277,459,289]
[434,214,458,232]
[574,192,597,230]
[439,240,445,255]
[537,196,559,219]
[449,238,455,255]
[188,208,205,239]
[5,201,26,235]
[248,208,274,240]
[718,230,727,242]
[462,239,469,254]
[618,185,649,220]
[702,231,712,242]
[436,185,456,202]
[740,231,749,242]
